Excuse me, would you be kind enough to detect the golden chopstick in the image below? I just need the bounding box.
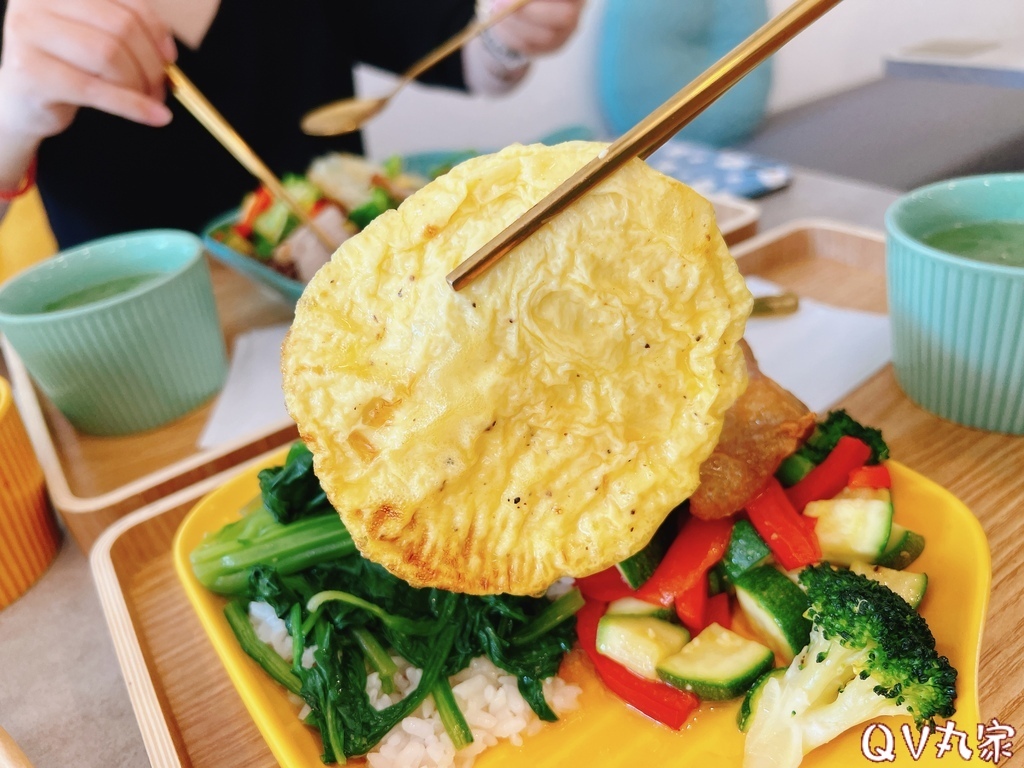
[165,63,337,251]
[447,0,845,291]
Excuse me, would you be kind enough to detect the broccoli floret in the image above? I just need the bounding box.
[742,564,957,768]
[804,410,890,465]
[776,411,889,486]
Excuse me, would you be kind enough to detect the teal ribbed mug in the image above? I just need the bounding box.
[0,230,228,436]
[886,175,1024,434]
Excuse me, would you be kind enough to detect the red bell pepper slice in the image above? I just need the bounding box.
[848,463,892,489]
[673,571,708,633]
[576,566,636,602]
[636,516,732,607]
[786,436,873,512]
[309,197,331,218]
[745,477,821,571]
[704,592,732,630]
[576,598,699,730]
[238,186,273,235]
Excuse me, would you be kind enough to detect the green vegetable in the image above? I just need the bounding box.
[733,565,811,662]
[189,506,355,595]
[307,589,447,636]
[194,442,581,762]
[604,596,674,620]
[875,524,926,570]
[720,519,772,583]
[741,564,957,768]
[737,668,785,732]
[282,174,323,209]
[251,231,276,261]
[513,588,585,645]
[289,601,304,675]
[596,614,690,680]
[348,186,399,230]
[253,201,292,245]
[382,155,403,179]
[351,627,397,693]
[657,623,774,701]
[849,562,928,609]
[258,442,332,523]
[224,600,303,696]
[777,410,889,486]
[803,488,894,566]
[615,517,673,589]
[432,677,474,749]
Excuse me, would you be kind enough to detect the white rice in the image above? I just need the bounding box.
[248,601,582,768]
[248,601,316,668]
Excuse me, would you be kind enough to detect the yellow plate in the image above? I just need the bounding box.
[174,452,990,767]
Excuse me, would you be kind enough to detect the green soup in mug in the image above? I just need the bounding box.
[922,220,1024,268]
[43,273,164,312]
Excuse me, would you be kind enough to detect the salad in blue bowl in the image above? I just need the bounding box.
[202,153,428,304]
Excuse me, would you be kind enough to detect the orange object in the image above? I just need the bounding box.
[0,376,60,609]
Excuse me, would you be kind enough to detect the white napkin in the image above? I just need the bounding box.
[197,280,892,449]
[197,324,291,450]
[743,275,892,413]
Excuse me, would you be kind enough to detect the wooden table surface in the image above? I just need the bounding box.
[0,170,1020,767]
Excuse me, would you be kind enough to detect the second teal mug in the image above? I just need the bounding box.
[0,230,228,436]
[886,174,1024,435]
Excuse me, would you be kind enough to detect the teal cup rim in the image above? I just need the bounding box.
[0,229,204,324]
[884,173,1024,277]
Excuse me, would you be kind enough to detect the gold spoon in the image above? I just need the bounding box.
[301,0,535,136]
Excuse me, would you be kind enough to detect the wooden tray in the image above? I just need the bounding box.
[2,258,299,552]
[731,217,885,311]
[709,193,760,246]
[90,221,1024,767]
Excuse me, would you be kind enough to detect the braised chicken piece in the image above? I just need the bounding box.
[690,343,816,520]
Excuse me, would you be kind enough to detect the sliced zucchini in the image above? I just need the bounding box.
[615,520,673,589]
[804,488,893,566]
[657,623,774,700]
[733,565,811,662]
[874,523,926,570]
[738,667,785,732]
[252,201,290,244]
[850,561,928,608]
[282,174,322,209]
[605,596,674,621]
[721,519,772,582]
[596,615,690,680]
[708,563,728,596]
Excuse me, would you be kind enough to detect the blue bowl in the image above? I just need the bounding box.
[201,211,305,305]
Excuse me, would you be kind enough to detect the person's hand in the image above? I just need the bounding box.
[488,0,585,58]
[0,0,177,146]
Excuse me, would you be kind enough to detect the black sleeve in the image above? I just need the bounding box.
[345,0,476,90]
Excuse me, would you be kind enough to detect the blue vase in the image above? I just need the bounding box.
[597,0,771,147]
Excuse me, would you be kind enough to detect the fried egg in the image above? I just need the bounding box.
[282,141,752,595]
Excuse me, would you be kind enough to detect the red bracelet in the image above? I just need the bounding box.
[0,155,37,202]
